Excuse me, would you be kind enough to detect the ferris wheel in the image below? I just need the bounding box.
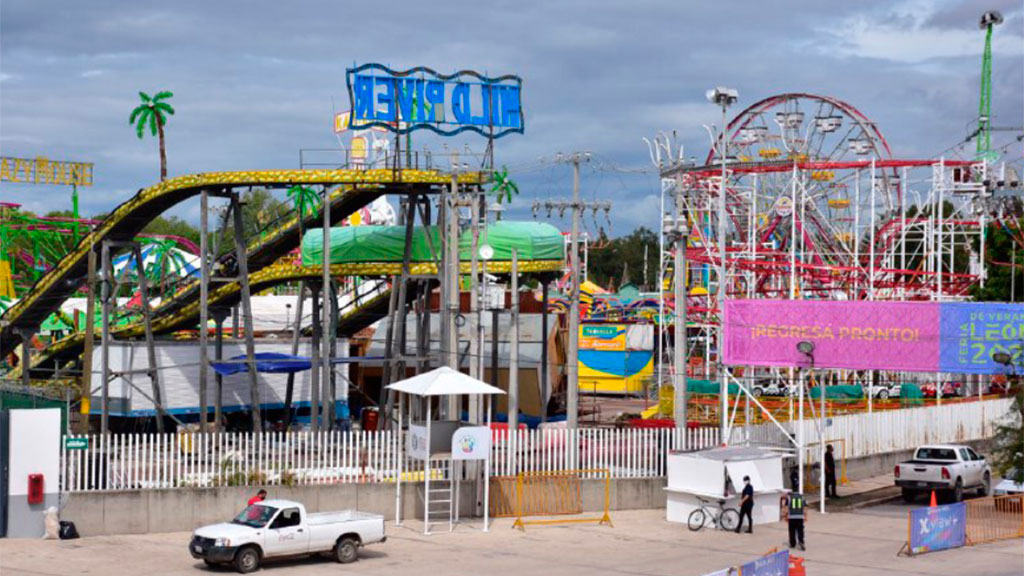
[695,94,901,292]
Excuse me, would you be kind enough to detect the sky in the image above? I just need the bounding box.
[1,0,1022,237]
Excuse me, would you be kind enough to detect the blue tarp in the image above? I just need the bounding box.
[210,353,384,376]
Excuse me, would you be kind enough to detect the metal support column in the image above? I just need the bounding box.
[132,244,165,433]
[231,194,261,431]
[199,189,210,432]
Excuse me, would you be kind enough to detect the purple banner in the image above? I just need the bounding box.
[909,502,966,555]
[723,300,940,371]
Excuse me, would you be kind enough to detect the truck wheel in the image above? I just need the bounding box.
[334,537,359,564]
[877,389,889,400]
[233,546,261,574]
[978,473,991,497]
[952,479,963,503]
[901,488,917,503]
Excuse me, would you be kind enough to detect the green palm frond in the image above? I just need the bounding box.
[148,111,158,136]
[154,101,175,115]
[153,91,173,102]
[287,185,320,218]
[138,92,152,103]
[129,105,147,125]
[134,108,150,139]
[490,166,519,204]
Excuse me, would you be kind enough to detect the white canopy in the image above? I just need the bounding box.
[386,366,505,397]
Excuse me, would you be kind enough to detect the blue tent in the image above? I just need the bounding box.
[210,353,383,376]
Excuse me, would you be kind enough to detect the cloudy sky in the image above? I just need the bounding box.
[1,0,1022,236]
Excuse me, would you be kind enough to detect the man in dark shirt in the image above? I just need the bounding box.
[825,444,838,498]
[735,475,754,533]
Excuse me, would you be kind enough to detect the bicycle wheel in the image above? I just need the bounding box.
[719,508,740,531]
[687,509,707,531]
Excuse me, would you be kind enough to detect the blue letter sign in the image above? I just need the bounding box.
[346,64,524,137]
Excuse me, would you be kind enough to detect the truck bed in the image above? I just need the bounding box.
[307,510,384,526]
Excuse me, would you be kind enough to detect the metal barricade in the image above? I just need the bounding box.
[966,494,1024,545]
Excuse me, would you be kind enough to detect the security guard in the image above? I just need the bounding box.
[781,490,806,550]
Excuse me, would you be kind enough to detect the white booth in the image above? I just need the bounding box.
[387,367,504,535]
[665,446,785,526]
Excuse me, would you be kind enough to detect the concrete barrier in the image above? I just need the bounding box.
[60,439,995,536]
[62,477,666,536]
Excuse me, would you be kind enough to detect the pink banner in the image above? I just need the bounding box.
[722,300,940,371]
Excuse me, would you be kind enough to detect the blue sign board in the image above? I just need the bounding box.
[939,302,1024,373]
[739,549,788,576]
[909,502,966,555]
[346,64,523,138]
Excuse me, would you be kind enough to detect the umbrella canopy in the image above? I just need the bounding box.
[386,366,505,397]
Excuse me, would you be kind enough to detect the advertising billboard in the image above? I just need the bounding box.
[723,300,1024,374]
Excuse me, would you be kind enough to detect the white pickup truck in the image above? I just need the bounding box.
[895,444,991,503]
[189,500,386,573]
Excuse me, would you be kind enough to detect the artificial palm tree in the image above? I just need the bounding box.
[129,91,175,180]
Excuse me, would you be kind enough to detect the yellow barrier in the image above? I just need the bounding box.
[966,494,1024,545]
[803,439,849,489]
[504,469,613,531]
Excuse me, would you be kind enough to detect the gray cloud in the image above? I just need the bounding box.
[1,0,1021,232]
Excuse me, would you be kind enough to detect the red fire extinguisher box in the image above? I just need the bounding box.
[27,474,44,505]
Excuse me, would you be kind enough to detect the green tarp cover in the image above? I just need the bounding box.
[900,383,924,399]
[809,385,864,399]
[687,379,741,395]
[302,221,564,266]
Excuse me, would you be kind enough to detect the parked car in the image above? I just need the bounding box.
[894,444,991,503]
[750,380,788,397]
[190,499,386,573]
[994,468,1024,512]
[993,468,1023,496]
[921,382,963,398]
[872,383,901,400]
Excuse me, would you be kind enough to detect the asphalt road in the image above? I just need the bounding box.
[1,507,1021,576]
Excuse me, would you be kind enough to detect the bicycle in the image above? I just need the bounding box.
[687,496,741,532]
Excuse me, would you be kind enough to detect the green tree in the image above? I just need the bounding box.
[991,389,1024,483]
[587,227,660,291]
[972,219,1024,302]
[129,91,175,181]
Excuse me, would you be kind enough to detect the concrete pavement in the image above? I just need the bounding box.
[0,508,1020,576]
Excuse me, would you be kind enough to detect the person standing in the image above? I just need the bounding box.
[825,444,838,498]
[735,475,754,534]
[781,490,806,550]
[248,488,267,507]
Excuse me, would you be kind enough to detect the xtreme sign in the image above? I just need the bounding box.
[346,63,523,137]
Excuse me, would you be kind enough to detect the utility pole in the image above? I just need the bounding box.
[669,190,689,432]
[509,249,520,431]
[198,189,210,433]
[80,246,96,434]
[321,185,332,431]
[567,153,584,429]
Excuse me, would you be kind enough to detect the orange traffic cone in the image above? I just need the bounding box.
[929,491,937,507]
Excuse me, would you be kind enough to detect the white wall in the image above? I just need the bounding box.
[9,408,61,497]
[90,340,348,415]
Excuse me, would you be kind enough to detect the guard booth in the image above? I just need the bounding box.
[665,446,786,527]
[387,367,504,535]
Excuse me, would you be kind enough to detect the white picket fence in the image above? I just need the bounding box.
[60,426,719,493]
[734,397,1013,459]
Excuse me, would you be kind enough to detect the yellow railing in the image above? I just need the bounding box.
[492,469,613,531]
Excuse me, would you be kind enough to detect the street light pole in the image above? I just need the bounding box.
[567,153,587,429]
[707,86,738,445]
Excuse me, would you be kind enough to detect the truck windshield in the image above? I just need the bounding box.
[232,505,277,528]
[916,448,957,460]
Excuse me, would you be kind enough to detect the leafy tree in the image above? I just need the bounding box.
[972,218,1024,302]
[142,216,201,247]
[587,227,660,291]
[991,389,1024,483]
[129,91,175,181]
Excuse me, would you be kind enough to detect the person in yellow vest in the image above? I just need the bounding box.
[781,490,806,550]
